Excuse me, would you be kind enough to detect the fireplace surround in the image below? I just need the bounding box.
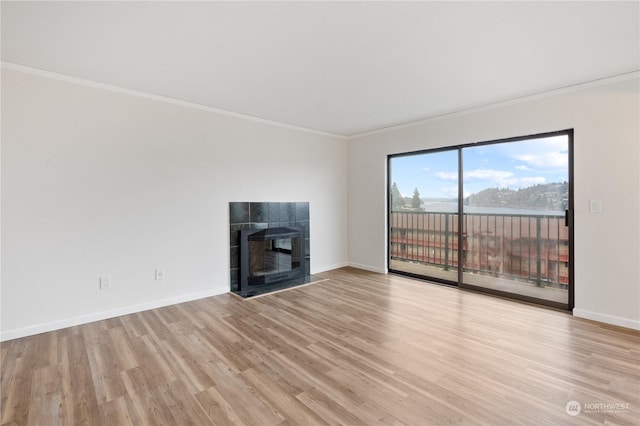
[229,202,310,297]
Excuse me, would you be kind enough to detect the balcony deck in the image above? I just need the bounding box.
[390,210,570,305]
[390,260,568,304]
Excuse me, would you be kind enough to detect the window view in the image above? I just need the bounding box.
[388,132,572,309]
[389,149,459,282]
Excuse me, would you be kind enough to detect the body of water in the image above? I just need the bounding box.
[420,201,564,216]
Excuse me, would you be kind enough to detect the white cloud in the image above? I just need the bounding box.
[423,167,431,172]
[502,176,547,187]
[514,141,568,171]
[435,171,458,181]
[496,134,569,173]
[516,151,567,169]
[437,168,521,187]
[465,169,513,181]
[460,168,546,189]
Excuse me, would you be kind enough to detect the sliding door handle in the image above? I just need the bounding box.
[565,209,573,227]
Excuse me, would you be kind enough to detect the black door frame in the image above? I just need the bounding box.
[387,129,574,311]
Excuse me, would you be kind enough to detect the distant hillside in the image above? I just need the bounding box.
[465,182,568,211]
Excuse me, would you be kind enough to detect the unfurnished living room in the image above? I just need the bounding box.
[1,1,639,425]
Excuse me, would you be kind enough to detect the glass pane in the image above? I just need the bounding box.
[389,150,459,282]
[249,237,296,276]
[461,135,569,305]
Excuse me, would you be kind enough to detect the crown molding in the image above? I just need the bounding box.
[3,61,637,141]
[1,61,348,140]
[347,70,640,139]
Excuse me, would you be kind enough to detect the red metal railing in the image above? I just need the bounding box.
[390,211,569,289]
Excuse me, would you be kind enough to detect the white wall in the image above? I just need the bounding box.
[3,68,638,339]
[1,69,348,340]
[348,77,640,330]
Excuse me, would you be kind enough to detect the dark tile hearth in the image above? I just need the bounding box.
[229,201,311,297]
[234,276,311,298]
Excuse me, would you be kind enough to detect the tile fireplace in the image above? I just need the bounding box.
[229,202,310,297]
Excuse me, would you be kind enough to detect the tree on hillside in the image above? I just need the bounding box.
[411,188,422,209]
[391,182,404,210]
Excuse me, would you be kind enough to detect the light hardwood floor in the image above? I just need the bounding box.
[1,267,639,425]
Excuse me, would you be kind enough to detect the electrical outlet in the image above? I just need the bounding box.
[155,268,165,281]
[99,275,112,290]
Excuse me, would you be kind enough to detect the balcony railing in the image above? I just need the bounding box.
[390,211,569,289]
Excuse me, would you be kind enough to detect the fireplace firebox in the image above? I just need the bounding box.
[239,226,306,293]
[229,201,310,297]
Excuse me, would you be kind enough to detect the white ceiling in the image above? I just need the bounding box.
[2,1,639,137]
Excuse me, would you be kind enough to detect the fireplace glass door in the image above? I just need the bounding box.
[248,237,301,278]
[240,226,305,290]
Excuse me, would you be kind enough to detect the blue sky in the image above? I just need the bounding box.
[390,135,569,198]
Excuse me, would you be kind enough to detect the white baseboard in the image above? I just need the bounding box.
[311,262,349,274]
[347,262,386,274]
[573,308,640,331]
[0,287,227,342]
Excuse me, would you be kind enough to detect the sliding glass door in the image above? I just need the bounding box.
[389,149,459,282]
[460,135,571,307]
[388,131,573,309]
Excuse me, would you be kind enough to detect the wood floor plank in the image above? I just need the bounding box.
[119,313,153,339]
[1,267,639,425]
[1,357,28,425]
[200,361,285,426]
[86,343,127,404]
[156,380,214,426]
[239,367,329,426]
[65,334,101,425]
[194,385,246,426]
[295,386,367,426]
[98,396,135,426]
[123,384,178,426]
